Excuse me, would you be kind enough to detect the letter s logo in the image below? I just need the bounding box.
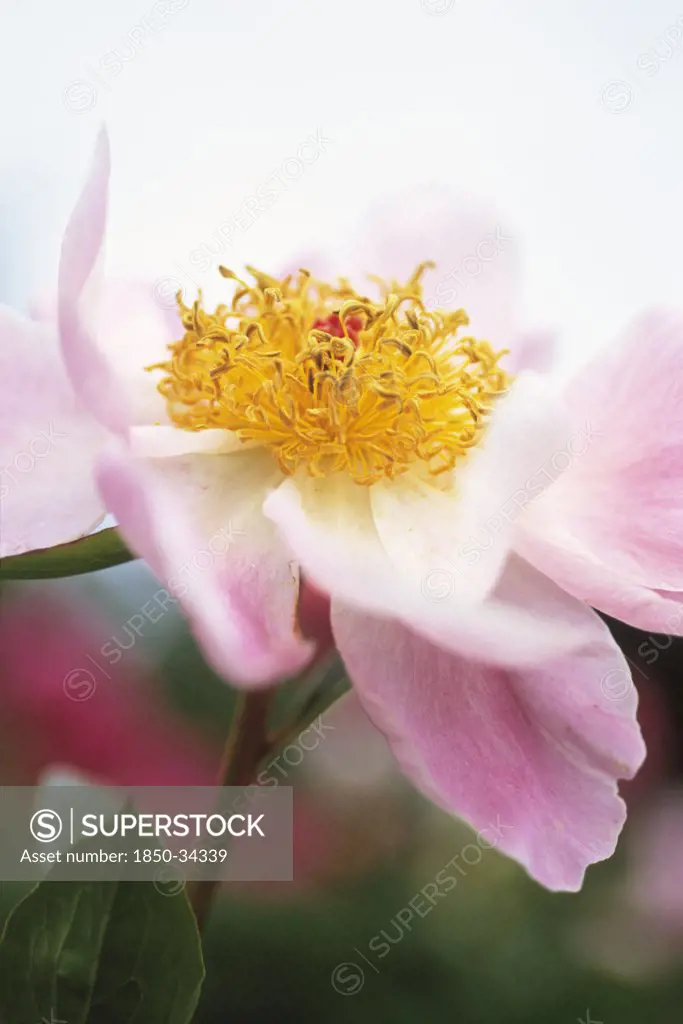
[30,809,63,843]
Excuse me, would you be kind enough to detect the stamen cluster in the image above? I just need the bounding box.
[151,264,511,484]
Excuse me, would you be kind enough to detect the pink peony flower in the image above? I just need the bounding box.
[0,588,217,786]
[55,130,658,891]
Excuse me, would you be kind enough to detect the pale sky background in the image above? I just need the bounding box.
[2,0,683,372]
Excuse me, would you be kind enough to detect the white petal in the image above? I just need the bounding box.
[370,372,575,603]
[265,474,589,666]
[129,425,252,459]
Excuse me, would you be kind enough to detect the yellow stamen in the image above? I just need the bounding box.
[149,265,512,485]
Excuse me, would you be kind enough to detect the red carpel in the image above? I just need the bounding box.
[311,313,363,346]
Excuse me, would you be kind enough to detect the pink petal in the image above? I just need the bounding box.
[516,532,683,636]
[332,599,646,891]
[58,126,129,437]
[0,305,104,556]
[348,189,521,348]
[55,133,178,429]
[97,444,314,687]
[266,467,601,667]
[517,311,683,626]
[505,329,558,374]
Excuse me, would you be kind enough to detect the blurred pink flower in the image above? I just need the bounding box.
[576,790,683,979]
[53,130,663,892]
[0,589,216,786]
[627,792,683,932]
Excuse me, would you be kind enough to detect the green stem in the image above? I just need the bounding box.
[188,653,349,935]
[188,688,272,933]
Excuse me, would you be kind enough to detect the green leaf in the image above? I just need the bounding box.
[0,878,204,1024]
[0,528,135,580]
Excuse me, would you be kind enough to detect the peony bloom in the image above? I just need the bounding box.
[56,129,657,890]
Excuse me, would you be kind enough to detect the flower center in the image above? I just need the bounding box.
[150,264,512,485]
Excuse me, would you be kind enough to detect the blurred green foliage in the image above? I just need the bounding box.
[192,861,683,1023]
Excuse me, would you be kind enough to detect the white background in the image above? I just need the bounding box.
[2,0,683,371]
